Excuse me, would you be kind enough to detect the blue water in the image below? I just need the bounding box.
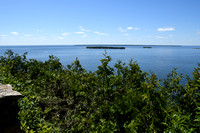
[0,45,200,82]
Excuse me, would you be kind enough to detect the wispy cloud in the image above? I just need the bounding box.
[74,31,85,34]
[155,34,173,39]
[61,32,71,37]
[58,32,71,39]
[94,31,109,36]
[155,36,168,39]
[79,26,90,32]
[118,27,127,32]
[118,26,139,33]
[0,34,8,39]
[157,27,175,31]
[127,27,133,30]
[11,32,19,35]
[123,33,129,36]
[0,34,8,37]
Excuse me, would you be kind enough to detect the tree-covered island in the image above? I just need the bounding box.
[86,46,125,49]
[143,46,152,48]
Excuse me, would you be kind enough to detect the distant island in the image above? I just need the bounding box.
[143,46,152,48]
[86,46,125,49]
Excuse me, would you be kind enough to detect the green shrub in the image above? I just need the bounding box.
[0,50,200,132]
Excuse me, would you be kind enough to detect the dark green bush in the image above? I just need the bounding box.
[0,50,199,132]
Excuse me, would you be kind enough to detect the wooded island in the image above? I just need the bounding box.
[86,46,125,49]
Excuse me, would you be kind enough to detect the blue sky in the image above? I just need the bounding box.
[0,0,200,45]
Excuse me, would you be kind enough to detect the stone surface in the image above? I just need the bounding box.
[0,84,21,98]
[0,84,22,133]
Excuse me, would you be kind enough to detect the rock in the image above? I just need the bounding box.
[0,84,22,133]
[0,84,21,98]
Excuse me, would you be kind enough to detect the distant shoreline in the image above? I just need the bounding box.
[77,44,182,47]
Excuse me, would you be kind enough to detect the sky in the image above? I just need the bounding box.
[0,0,200,45]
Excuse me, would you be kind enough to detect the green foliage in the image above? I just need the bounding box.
[163,113,194,133]
[0,50,200,132]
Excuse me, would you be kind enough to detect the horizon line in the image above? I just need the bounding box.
[0,44,199,46]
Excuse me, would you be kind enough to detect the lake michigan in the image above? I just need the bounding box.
[0,45,200,83]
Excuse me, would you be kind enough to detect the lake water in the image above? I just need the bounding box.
[0,45,200,82]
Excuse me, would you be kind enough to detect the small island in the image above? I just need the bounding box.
[143,46,152,48]
[86,46,125,49]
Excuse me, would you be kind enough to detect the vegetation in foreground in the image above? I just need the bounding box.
[0,50,200,132]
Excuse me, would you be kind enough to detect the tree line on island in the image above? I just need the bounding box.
[86,46,125,49]
[0,50,199,132]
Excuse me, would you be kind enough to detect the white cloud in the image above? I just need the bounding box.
[75,31,85,34]
[118,27,127,32]
[118,26,138,32]
[0,34,7,37]
[169,34,173,37]
[24,34,32,37]
[79,26,90,32]
[61,32,71,37]
[57,36,65,39]
[155,36,168,39]
[157,27,175,31]
[94,31,109,36]
[127,27,133,30]
[11,32,19,35]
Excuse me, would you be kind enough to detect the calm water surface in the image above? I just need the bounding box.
[0,45,200,82]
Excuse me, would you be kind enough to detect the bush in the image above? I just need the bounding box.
[0,50,199,132]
